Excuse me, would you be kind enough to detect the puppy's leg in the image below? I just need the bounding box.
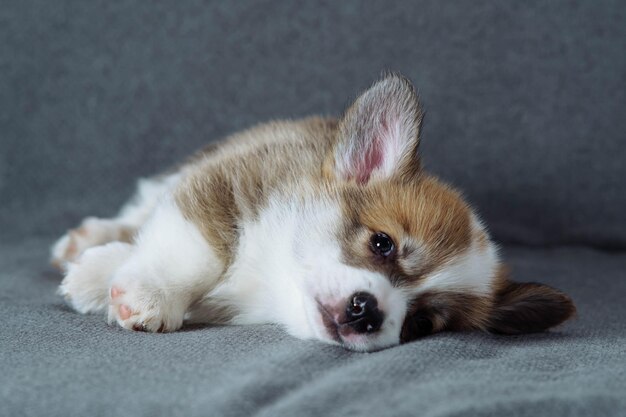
[51,174,180,269]
[59,242,134,314]
[50,218,135,270]
[105,197,225,332]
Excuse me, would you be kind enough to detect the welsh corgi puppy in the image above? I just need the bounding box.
[52,73,575,351]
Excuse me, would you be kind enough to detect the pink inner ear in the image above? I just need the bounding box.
[339,110,408,184]
[355,137,384,184]
[355,113,390,184]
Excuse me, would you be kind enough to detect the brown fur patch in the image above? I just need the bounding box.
[175,117,338,268]
[487,267,576,335]
[118,226,136,244]
[473,227,489,251]
[175,169,241,266]
[338,175,473,286]
[401,290,493,343]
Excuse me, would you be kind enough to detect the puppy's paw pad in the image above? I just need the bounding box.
[118,304,132,320]
[110,286,125,300]
[107,286,183,333]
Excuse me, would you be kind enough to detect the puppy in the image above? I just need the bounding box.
[52,74,575,351]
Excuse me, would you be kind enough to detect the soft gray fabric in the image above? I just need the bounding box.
[1,241,624,417]
[1,1,625,247]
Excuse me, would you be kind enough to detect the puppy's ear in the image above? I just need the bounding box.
[487,280,576,335]
[331,73,423,184]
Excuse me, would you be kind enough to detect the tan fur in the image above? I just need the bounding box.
[175,117,337,266]
[473,227,489,251]
[337,176,473,286]
[118,227,136,244]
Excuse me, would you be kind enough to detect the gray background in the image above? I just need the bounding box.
[2,0,625,247]
[1,1,625,416]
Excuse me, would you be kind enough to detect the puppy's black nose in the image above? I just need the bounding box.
[345,292,384,333]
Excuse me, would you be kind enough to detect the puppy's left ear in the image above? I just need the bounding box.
[331,73,424,184]
[487,280,576,335]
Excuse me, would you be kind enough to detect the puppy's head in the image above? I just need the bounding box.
[296,74,575,351]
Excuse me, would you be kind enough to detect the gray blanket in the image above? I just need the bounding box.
[2,1,625,416]
[1,240,625,416]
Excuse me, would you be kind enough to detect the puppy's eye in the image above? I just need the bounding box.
[370,232,395,257]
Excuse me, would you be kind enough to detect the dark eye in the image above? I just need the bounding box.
[370,232,395,257]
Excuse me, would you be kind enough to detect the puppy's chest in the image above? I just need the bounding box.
[209,193,343,319]
[204,199,304,321]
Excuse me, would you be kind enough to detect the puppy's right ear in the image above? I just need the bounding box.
[329,73,424,184]
[487,280,576,335]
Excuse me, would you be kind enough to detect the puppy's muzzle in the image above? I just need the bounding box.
[317,292,385,343]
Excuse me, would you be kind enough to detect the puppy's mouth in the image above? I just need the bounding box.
[317,302,342,343]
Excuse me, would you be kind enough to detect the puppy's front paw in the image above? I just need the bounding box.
[107,280,186,333]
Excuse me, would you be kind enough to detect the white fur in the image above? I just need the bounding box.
[107,197,224,332]
[415,214,499,297]
[60,196,224,332]
[50,173,181,268]
[334,119,413,183]
[202,193,408,351]
[59,242,134,313]
[379,120,411,179]
[116,174,181,226]
[50,218,131,269]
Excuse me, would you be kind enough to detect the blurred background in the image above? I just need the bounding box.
[1,0,625,248]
